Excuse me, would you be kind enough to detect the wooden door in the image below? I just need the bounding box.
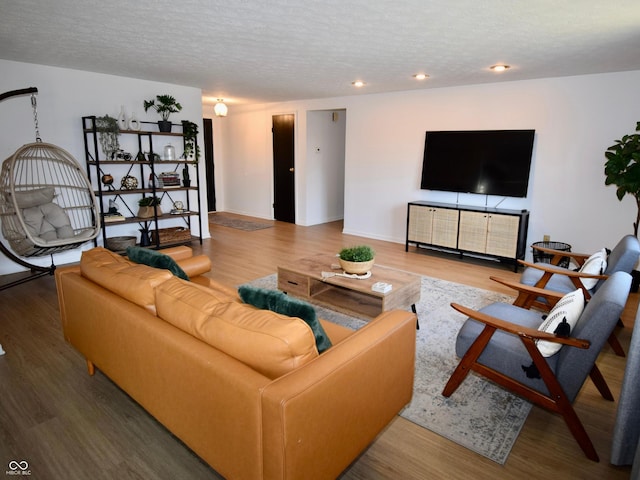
[272,114,295,223]
[203,118,216,212]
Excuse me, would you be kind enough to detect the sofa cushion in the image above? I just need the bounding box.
[238,285,332,353]
[156,277,319,378]
[80,247,172,315]
[126,246,189,280]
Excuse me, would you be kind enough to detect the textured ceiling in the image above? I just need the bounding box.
[2,0,640,107]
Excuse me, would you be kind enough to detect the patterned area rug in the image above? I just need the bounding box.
[245,273,532,464]
[209,212,273,231]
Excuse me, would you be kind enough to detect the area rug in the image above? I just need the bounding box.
[244,273,533,464]
[209,212,273,231]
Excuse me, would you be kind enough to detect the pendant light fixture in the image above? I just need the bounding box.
[214,99,228,117]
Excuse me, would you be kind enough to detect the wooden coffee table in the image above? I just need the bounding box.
[277,254,421,321]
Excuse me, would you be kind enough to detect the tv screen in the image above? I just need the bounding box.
[420,129,535,198]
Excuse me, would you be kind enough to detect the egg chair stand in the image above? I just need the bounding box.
[0,88,100,291]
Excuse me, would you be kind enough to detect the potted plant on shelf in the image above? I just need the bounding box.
[181,120,200,187]
[338,245,375,274]
[137,196,162,218]
[143,95,182,132]
[95,115,120,160]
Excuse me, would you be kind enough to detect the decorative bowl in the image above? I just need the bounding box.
[105,236,136,252]
[339,258,374,275]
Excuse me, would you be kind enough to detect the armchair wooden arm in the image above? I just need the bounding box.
[450,302,590,350]
[516,260,607,299]
[531,244,590,266]
[490,276,564,308]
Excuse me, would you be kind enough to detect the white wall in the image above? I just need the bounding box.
[216,70,640,257]
[0,60,208,275]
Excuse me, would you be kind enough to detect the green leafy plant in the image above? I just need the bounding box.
[339,245,375,262]
[181,120,201,162]
[95,115,120,158]
[143,95,182,121]
[138,196,162,207]
[604,121,640,236]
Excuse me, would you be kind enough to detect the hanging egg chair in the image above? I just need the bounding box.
[0,87,100,290]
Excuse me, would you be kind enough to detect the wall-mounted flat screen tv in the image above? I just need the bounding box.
[420,129,535,198]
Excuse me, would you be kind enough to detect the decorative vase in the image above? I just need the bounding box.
[129,112,141,131]
[164,144,176,161]
[158,120,172,133]
[117,105,127,130]
[339,258,375,275]
[139,228,151,247]
[182,165,191,187]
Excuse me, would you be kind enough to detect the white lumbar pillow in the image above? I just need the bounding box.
[578,248,607,290]
[537,288,585,357]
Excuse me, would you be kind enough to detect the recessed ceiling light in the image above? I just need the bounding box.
[413,73,429,80]
[352,80,365,87]
[490,64,510,72]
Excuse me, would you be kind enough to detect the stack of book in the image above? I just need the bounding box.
[158,172,181,188]
[103,212,125,223]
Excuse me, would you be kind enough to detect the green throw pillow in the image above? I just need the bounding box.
[126,246,189,281]
[238,285,332,353]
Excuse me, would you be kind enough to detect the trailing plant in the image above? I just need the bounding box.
[339,245,375,262]
[95,115,120,159]
[181,120,201,162]
[143,95,182,121]
[604,121,640,236]
[138,196,162,207]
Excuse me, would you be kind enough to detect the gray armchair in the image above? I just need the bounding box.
[494,234,640,356]
[443,271,631,462]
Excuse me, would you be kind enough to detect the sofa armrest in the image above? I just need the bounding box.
[260,310,417,480]
[161,245,194,261]
[177,255,211,278]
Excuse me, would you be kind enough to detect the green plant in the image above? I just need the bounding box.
[95,115,120,158]
[143,95,182,121]
[338,245,375,262]
[138,196,161,207]
[604,121,640,236]
[181,120,201,162]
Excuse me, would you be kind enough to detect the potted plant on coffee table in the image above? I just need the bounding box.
[143,95,182,132]
[338,245,375,274]
[137,196,162,218]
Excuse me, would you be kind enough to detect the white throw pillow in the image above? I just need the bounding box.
[537,288,585,357]
[578,248,607,290]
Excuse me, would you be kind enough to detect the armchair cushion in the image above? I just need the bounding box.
[578,249,607,289]
[537,289,584,357]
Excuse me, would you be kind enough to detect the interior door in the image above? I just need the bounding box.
[203,118,216,212]
[272,114,295,223]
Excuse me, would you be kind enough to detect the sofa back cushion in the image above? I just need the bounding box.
[80,247,172,315]
[156,277,319,378]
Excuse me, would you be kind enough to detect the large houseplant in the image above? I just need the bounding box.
[604,121,640,236]
[143,95,182,132]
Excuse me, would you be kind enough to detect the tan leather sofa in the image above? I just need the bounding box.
[55,247,417,480]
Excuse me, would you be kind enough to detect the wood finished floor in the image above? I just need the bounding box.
[0,215,636,479]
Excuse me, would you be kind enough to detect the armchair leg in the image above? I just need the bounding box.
[589,364,614,401]
[608,332,626,357]
[442,325,495,397]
